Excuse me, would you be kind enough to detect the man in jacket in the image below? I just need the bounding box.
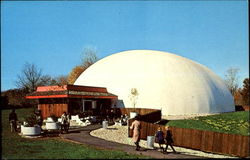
[9,109,18,132]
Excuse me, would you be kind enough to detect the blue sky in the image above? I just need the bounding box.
[1,1,249,91]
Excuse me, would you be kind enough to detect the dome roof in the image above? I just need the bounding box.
[74,50,235,116]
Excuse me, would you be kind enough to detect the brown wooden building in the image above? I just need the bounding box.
[26,85,118,119]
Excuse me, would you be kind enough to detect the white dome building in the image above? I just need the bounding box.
[74,50,235,116]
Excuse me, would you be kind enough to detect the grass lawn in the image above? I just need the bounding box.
[167,111,250,136]
[1,107,150,159]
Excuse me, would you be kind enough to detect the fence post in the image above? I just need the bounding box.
[201,130,214,152]
[241,136,250,157]
[212,132,223,154]
[221,133,229,155]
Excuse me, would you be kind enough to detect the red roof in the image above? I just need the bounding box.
[26,85,117,99]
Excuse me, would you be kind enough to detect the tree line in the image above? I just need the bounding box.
[224,67,249,106]
[1,50,249,108]
[1,47,98,108]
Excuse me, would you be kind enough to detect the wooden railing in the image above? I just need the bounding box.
[128,119,249,158]
[170,126,249,158]
[140,110,161,123]
[118,108,160,116]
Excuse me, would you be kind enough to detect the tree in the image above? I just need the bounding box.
[16,62,43,92]
[68,46,99,84]
[224,67,240,96]
[240,78,249,105]
[233,88,243,106]
[54,75,68,85]
[80,46,98,68]
[39,75,54,86]
[15,62,60,92]
[129,88,139,112]
[68,66,86,84]
[1,88,35,107]
[50,75,68,86]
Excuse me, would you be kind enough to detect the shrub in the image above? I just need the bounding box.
[24,113,38,127]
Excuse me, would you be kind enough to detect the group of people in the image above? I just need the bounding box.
[120,114,129,126]
[9,109,70,134]
[10,109,175,154]
[130,114,176,154]
[155,126,176,153]
[33,110,70,134]
[8,109,43,133]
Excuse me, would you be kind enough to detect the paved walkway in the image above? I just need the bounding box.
[59,124,205,159]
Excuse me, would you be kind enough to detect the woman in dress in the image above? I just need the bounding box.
[130,115,141,151]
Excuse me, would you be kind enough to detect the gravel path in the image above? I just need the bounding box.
[90,124,236,158]
[162,113,220,120]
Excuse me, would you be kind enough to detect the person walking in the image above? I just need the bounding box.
[109,109,115,124]
[36,110,43,127]
[164,126,177,154]
[61,112,70,134]
[155,127,165,153]
[130,115,141,151]
[66,113,70,132]
[9,109,18,133]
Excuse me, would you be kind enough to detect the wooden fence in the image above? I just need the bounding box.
[116,108,161,123]
[140,110,162,123]
[38,103,68,119]
[118,108,160,116]
[128,120,249,158]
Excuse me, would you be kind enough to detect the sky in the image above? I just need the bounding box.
[1,0,249,91]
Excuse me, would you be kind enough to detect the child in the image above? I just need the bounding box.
[164,126,176,154]
[155,127,165,152]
